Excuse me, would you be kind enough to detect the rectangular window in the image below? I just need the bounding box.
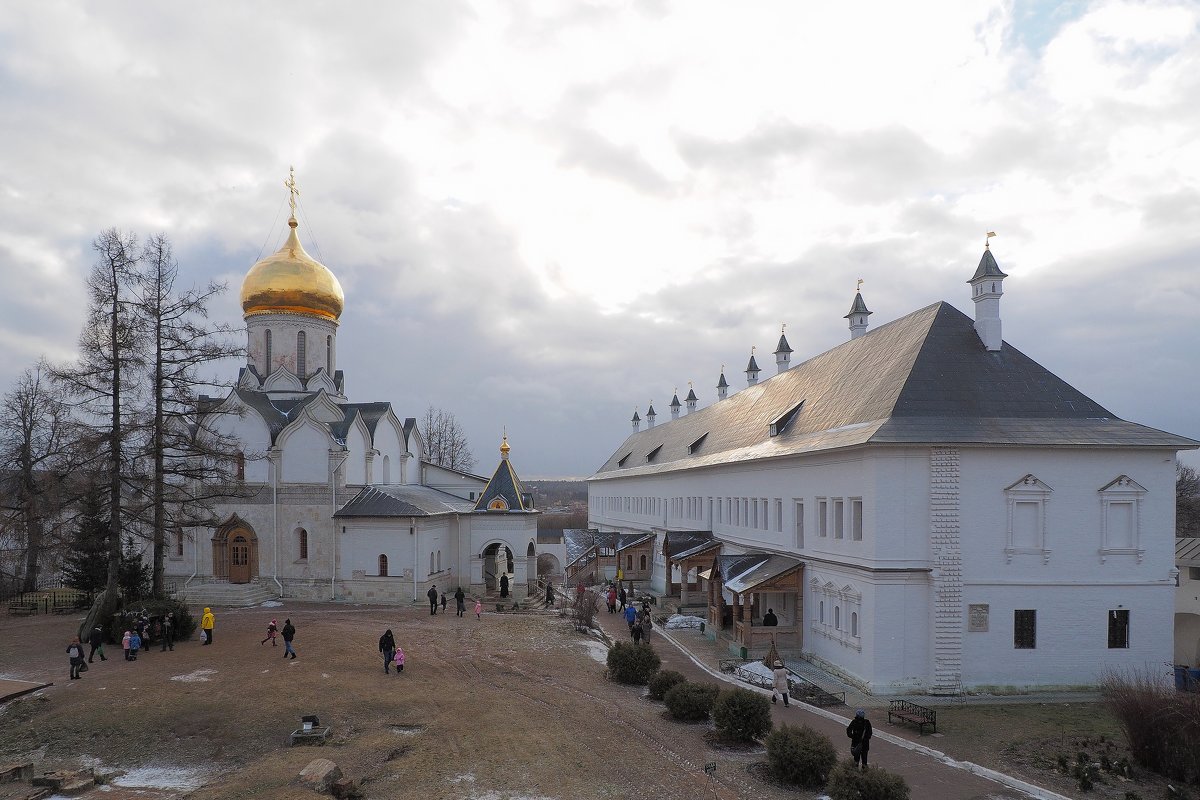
[752,500,758,529]
[1108,609,1130,649]
[833,499,844,539]
[1106,502,1135,549]
[1014,609,1036,649]
[775,499,783,532]
[1191,567,1200,581]
[174,528,184,558]
[1012,501,1040,549]
[818,499,828,537]
[851,499,863,541]
[794,502,804,548]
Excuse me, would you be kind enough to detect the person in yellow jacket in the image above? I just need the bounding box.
[201,607,215,645]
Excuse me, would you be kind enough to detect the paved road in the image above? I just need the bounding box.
[592,601,1050,800]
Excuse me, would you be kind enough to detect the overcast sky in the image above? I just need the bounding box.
[1,1,1198,477]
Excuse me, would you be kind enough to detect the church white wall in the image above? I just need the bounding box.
[202,400,272,483]
[246,313,337,380]
[345,423,368,486]
[423,462,488,501]
[374,417,405,484]
[281,423,331,484]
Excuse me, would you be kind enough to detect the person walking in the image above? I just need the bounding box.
[623,601,637,635]
[772,661,790,707]
[87,625,107,663]
[201,607,215,645]
[499,574,509,599]
[128,630,141,661]
[606,586,617,614]
[440,592,447,613]
[618,585,627,611]
[427,585,438,615]
[261,618,278,646]
[379,629,396,673]
[160,614,174,651]
[454,587,466,617]
[393,645,405,674]
[474,598,482,620]
[545,582,555,607]
[847,709,873,769]
[281,618,297,659]
[67,636,86,680]
[640,608,653,644]
[122,630,132,661]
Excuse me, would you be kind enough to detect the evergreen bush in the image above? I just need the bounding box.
[712,687,772,742]
[113,597,196,642]
[825,760,910,800]
[606,642,661,685]
[648,670,687,701]
[663,681,719,722]
[765,723,837,788]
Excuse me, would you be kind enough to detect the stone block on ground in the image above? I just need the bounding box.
[330,776,360,799]
[298,759,342,794]
[0,763,33,783]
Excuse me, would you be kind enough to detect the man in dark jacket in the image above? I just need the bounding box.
[846,709,872,769]
[160,614,174,651]
[281,618,297,659]
[87,626,107,663]
[499,574,509,598]
[427,585,438,615]
[454,586,466,617]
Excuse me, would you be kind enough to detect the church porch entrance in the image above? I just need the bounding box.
[212,516,260,585]
[707,553,803,658]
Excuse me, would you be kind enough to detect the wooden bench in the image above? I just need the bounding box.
[8,603,37,616]
[887,699,936,734]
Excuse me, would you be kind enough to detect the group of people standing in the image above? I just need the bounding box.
[66,609,183,680]
[426,585,483,619]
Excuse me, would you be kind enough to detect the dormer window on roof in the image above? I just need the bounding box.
[617,451,632,468]
[769,400,805,437]
[688,433,708,455]
[646,444,663,462]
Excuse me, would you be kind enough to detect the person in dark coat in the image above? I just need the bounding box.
[160,614,174,651]
[499,574,509,598]
[847,709,873,769]
[440,592,447,612]
[281,618,297,659]
[67,636,86,680]
[87,626,107,663]
[545,582,554,607]
[454,587,466,617]
[618,585,627,611]
[762,608,778,626]
[379,629,396,673]
[427,585,438,615]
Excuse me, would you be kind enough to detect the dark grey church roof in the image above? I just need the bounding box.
[746,355,760,373]
[774,333,793,354]
[592,302,1198,480]
[334,484,475,518]
[686,388,698,402]
[969,248,1008,282]
[670,393,681,409]
[844,292,872,318]
[717,372,729,389]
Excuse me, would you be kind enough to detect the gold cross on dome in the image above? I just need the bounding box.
[285,166,301,217]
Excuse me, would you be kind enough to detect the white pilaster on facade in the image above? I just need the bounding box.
[969,236,1007,352]
[930,446,963,695]
[745,348,760,387]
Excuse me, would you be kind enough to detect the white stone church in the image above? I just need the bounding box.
[168,194,547,605]
[586,245,1197,694]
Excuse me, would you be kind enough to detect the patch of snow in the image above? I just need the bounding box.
[580,641,608,664]
[259,600,283,607]
[169,669,217,683]
[111,766,209,790]
[664,614,705,629]
[260,670,269,674]
[321,673,330,678]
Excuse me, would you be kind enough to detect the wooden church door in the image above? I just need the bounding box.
[230,535,251,584]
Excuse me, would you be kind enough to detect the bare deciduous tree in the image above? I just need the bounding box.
[1180,464,1200,538]
[421,405,477,473]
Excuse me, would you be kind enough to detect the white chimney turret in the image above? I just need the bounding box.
[773,325,793,374]
[631,409,641,432]
[646,403,657,428]
[969,234,1007,352]
[685,383,698,414]
[844,282,872,340]
[669,390,682,421]
[716,367,729,401]
[745,347,760,387]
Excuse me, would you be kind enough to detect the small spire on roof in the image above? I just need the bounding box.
[500,428,510,458]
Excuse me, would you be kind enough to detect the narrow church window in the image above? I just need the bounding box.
[379,554,388,577]
[794,502,804,548]
[851,612,859,637]
[775,499,783,532]
[834,606,840,630]
[437,550,442,572]
[264,329,272,375]
[297,331,307,378]
[627,554,633,571]
[851,499,863,541]
[326,334,332,372]
[818,499,828,537]
[1108,609,1129,649]
[235,451,245,481]
[298,529,308,561]
[819,600,825,624]
[640,554,647,571]
[174,526,184,558]
[430,552,435,575]
[1014,610,1036,649]
[833,499,844,539]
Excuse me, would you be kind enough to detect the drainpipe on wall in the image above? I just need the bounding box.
[411,519,418,602]
[331,449,350,601]
[271,451,283,598]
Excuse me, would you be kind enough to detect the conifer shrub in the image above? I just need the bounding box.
[765,723,837,788]
[663,681,720,722]
[825,759,910,800]
[712,687,772,742]
[114,597,196,641]
[606,642,661,685]
[648,669,687,701]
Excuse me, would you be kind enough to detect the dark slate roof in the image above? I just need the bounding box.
[564,528,598,564]
[717,372,729,389]
[844,292,872,318]
[474,454,534,512]
[647,405,657,417]
[686,388,699,402]
[233,389,322,442]
[715,553,803,593]
[591,302,1198,480]
[616,532,655,551]
[670,393,681,409]
[774,333,793,354]
[632,410,641,422]
[969,248,1008,282]
[334,484,475,518]
[402,417,417,448]
[664,530,716,560]
[1177,537,1200,566]
[746,355,760,373]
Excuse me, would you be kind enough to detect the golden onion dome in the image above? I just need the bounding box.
[240,216,344,321]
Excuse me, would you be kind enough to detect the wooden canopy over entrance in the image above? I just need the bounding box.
[212,515,260,584]
[707,552,803,655]
[662,530,721,606]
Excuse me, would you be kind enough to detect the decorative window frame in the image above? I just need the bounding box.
[1098,475,1146,564]
[1003,474,1053,564]
[809,577,862,651]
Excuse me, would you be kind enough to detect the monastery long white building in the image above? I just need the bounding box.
[586,246,1198,694]
[168,189,546,605]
